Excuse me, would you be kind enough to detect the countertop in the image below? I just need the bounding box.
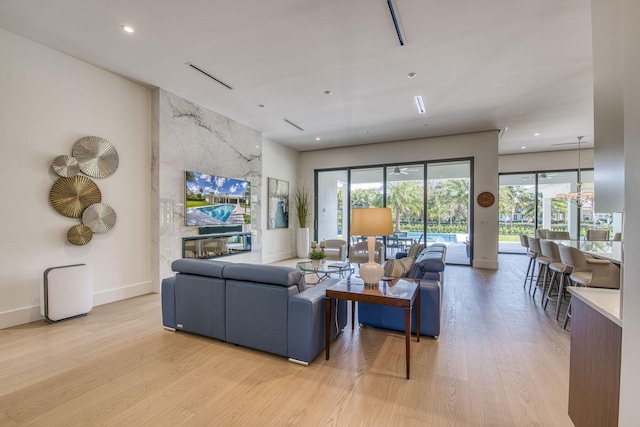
[568,286,622,327]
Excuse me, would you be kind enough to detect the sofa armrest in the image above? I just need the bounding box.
[358,279,441,337]
[287,279,347,364]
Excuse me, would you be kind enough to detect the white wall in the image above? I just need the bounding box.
[499,148,594,173]
[0,29,152,328]
[261,137,299,263]
[299,131,499,269]
[592,0,625,214]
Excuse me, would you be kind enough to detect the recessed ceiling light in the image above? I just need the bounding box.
[534,133,540,136]
[121,25,135,33]
[315,137,321,141]
[258,104,265,108]
[407,72,417,78]
[323,90,332,95]
[521,146,526,149]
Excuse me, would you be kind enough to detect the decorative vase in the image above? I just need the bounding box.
[296,227,310,258]
[311,259,322,269]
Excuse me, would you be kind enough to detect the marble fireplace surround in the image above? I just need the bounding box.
[151,89,263,290]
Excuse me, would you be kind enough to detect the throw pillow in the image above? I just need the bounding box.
[407,243,425,260]
[383,257,414,278]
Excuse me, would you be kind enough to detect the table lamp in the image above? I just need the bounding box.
[350,207,393,287]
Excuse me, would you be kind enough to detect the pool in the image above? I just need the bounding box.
[407,232,466,244]
[197,204,235,223]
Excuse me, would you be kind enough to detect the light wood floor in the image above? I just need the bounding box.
[0,255,573,426]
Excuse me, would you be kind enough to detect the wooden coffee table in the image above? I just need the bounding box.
[325,277,420,379]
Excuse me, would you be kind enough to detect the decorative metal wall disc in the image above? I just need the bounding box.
[82,203,117,233]
[52,155,79,177]
[72,136,119,178]
[67,224,93,246]
[50,176,102,218]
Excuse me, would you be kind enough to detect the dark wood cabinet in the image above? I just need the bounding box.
[568,296,622,427]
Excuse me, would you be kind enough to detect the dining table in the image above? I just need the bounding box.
[552,239,622,264]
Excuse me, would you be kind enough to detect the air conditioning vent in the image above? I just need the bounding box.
[185,62,233,90]
[284,119,304,131]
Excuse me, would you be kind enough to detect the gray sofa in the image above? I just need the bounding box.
[357,243,446,337]
[161,258,347,365]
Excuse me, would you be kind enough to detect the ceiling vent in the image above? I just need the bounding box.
[283,119,304,131]
[185,62,233,90]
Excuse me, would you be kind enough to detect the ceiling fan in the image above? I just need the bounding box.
[539,172,560,179]
[391,166,418,175]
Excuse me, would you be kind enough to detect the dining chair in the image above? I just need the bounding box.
[386,235,401,258]
[558,244,620,329]
[536,229,548,239]
[546,231,570,240]
[586,229,610,241]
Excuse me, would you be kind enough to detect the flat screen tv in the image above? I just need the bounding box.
[185,171,251,226]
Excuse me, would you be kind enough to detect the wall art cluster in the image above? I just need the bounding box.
[49,136,119,245]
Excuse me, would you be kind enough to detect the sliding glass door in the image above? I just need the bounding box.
[499,168,615,253]
[426,161,471,265]
[499,173,536,253]
[386,165,425,259]
[315,159,472,266]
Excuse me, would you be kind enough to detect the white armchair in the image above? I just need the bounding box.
[349,241,385,264]
[323,239,347,262]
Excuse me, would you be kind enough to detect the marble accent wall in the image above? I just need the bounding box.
[152,89,262,289]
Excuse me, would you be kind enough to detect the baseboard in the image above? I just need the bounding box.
[263,251,297,265]
[472,259,499,269]
[0,305,43,330]
[93,281,154,307]
[0,281,154,330]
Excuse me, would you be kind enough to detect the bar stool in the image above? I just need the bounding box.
[519,234,535,289]
[532,239,553,301]
[558,245,621,329]
[542,242,572,319]
[527,237,543,294]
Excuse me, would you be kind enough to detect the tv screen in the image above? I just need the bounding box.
[185,171,251,226]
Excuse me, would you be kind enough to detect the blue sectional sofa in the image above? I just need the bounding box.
[161,258,348,365]
[357,243,446,337]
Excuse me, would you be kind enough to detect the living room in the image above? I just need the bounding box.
[1,0,639,424]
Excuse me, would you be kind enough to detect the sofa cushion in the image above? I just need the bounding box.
[223,263,305,292]
[171,258,229,278]
[383,257,414,278]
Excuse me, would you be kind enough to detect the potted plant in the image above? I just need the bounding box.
[293,185,312,258]
[308,248,327,269]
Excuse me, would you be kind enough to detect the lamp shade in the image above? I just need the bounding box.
[351,207,393,236]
